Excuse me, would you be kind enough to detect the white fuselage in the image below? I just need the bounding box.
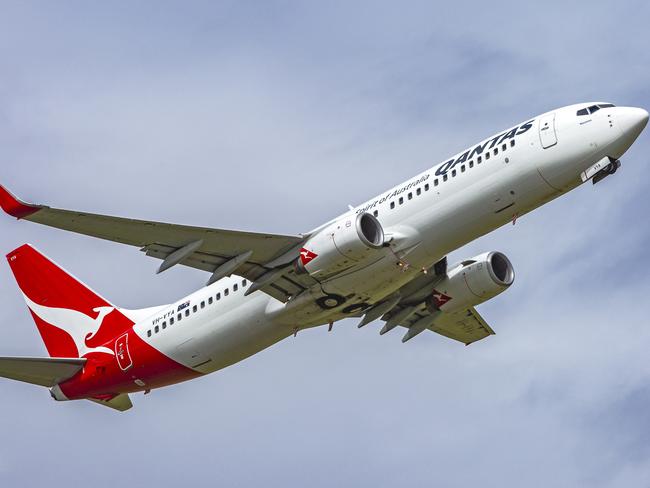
[132,103,647,374]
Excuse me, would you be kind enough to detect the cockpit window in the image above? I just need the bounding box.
[577,103,615,116]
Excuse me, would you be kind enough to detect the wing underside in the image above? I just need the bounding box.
[403,305,495,345]
[368,263,497,345]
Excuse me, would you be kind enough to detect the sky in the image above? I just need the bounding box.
[1,1,650,486]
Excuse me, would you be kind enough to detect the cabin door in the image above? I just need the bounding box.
[538,113,557,148]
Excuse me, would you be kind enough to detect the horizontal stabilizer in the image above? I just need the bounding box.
[88,394,133,412]
[0,356,85,387]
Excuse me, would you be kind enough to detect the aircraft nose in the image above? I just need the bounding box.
[617,106,649,141]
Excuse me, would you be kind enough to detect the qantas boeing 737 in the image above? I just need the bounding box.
[0,102,647,411]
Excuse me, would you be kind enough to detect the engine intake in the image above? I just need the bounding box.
[297,212,385,279]
[429,251,514,313]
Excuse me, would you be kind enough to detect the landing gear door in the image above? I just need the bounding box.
[115,333,133,371]
[539,113,557,148]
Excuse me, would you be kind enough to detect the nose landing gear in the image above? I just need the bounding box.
[592,158,621,185]
[582,156,621,185]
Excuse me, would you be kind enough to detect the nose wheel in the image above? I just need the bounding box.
[592,158,621,185]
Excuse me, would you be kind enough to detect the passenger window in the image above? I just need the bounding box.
[407,192,412,200]
[425,183,429,191]
[185,309,190,317]
[170,317,174,325]
[451,169,456,177]
[485,152,490,160]
[155,325,159,334]
[208,297,213,305]
[162,321,167,329]
[502,143,507,151]
[147,330,151,337]
[216,293,221,300]
[242,280,247,287]
[177,313,182,321]
[493,148,498,156]
[399,197,404,205]
[510,140,515,147]
[443,174,448,182]
[225,288,229,296]
[434,179,439,186]
[469,161,474,168]
[461,165,465,173]
[416,188,421,196]
[373,210,378,217]
[390,201,395,209]
[192,305,197,313]
[478,156,482,163]
[200,301,205,309]
[233,283,238,292]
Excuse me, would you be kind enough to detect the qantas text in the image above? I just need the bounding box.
[355,119,534,215]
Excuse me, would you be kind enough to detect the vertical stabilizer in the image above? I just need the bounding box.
[6,244,134,358]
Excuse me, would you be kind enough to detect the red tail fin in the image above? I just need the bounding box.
[6,244,134,358]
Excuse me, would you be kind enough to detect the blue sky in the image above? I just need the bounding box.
[1,1,650,486]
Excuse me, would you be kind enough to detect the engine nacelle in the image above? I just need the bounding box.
[297,212,385,279]
[429,251,514,313]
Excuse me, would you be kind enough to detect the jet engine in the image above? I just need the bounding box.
[429,251,514,313]
[296,212,385,279]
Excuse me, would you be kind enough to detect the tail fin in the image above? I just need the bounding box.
[6,244,134,358]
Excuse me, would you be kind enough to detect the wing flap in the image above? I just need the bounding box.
[142,244,311,302]
[381,304,496,345]
[0,356,86,387]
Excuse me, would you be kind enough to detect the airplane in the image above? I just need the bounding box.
[0,102,646,411]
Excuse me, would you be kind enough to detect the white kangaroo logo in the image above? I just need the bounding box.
[22,293,116,357]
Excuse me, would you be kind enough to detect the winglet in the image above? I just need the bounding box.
[0,185,42,219]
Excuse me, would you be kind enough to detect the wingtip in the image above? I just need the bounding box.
[0,184,41,219]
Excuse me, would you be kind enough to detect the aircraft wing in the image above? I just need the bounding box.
[0,184,316,302]
[428,307,495,345]
[373,259,496,345]
[382,303,495,345]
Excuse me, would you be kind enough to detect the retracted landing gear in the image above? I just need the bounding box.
[581,156,621,185]
[592,158,621,185]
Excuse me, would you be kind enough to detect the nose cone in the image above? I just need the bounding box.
[618,106,649,142]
